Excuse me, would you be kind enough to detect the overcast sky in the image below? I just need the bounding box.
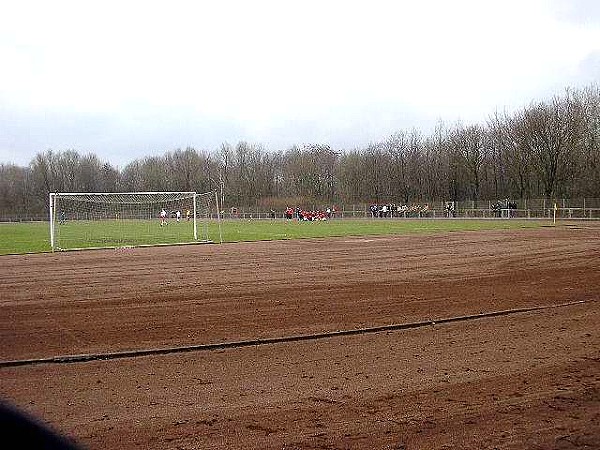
[1,0,599,168]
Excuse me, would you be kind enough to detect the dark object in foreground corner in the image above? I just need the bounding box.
[0,400,82,449]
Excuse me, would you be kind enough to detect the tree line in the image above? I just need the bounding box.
[1,83,598,219]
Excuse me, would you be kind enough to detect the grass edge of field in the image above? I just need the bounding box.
[0,218,555,256]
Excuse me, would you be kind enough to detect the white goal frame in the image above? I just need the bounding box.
[49,191,221,251]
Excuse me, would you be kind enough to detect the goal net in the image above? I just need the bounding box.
[49,191,218,251]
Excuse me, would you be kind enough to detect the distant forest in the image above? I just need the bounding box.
[1,83,598,219]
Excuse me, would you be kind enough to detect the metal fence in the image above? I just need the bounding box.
[213,199,600,221]
[2,198,600,222]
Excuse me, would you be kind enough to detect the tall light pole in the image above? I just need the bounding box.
[326,149,341,204]
[218,171,224,209]
[208,173,225,213]
[206,174,224,244]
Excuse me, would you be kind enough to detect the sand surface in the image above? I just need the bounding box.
[1,224,599,449]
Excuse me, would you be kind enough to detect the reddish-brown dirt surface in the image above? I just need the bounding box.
[1,224,599,449]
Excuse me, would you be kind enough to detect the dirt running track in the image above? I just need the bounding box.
[1,224,599,449]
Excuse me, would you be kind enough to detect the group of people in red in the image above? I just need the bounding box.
[284,206,336,221]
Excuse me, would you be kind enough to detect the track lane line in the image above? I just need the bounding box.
[0,300,590,368]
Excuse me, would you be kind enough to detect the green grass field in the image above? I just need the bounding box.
[0,218,548,256]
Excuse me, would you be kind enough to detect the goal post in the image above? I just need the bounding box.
[49,191,218,251]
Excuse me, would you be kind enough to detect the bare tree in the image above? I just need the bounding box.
[362,142,388,203]
[0,164,35,219]
[450,124,487,203]
[488,111,531,199]
[421,121,450,203]
[520,93,585,199]
[2,83,598,218]
[337,150,365,203]
[99,162,120,192]
[121,156,170,192]
[165,148,202,192]
[573,84,600,196]
[76,153,102,192]
[384,132,410,202]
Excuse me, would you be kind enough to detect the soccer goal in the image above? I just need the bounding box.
[49,191,221,251]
